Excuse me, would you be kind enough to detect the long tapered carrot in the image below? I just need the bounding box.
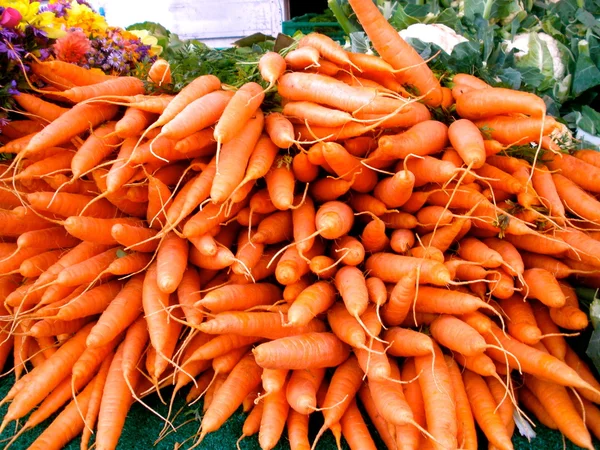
[346,0,442,105]
[415,341,458,450]
[95,341,142,450]
[198,352,263,442]
[463,369,513,450]
[24,103,118,155]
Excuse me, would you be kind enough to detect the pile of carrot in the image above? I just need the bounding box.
[2,0,600,449]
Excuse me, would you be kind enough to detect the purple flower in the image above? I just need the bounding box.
[0,41,24,60]
[107,50,124,68]
[0,116,9,131]
[0,7,22,29]
[39,48,51,60]
[7,80,18,96]
[0,28,18,41]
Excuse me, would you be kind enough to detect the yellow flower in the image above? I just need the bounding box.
[5,0,40,27]
[129,29,163,56]
[4,0,65,39]
[63,1,108,35]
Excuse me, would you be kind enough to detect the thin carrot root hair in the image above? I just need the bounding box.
[123,364,175,431]
[389,49,443,75]
[306,394,349,413]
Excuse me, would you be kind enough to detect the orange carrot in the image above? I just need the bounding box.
[462,369,513,450]
[346,0,442,105]
[253,332,350,370]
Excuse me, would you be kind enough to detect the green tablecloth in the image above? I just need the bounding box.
[1,370,599,450]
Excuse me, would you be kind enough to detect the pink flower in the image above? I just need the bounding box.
[0,7,22,29]
[53,30,92,64]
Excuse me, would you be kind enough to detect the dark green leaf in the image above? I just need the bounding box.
[497,67,522,89]
[464,0,487,19]
[586,328,600,374]
[389,3,420,29]
[436,8,462,29]
[516,65,545,88]
[575,8,600,33]
[572,48,600,96]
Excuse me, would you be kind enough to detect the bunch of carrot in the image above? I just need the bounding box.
[1,0,600,449]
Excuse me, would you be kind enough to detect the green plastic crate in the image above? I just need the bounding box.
[282,13,346,43]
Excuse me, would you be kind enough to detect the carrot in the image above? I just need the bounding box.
[313,354,363,446]
[22,102,117,155]
[54,277,121,320]
[298,32,351,67]
[553,173,600,222]
[278,72,407,115]
[564,346,600,404]
[530,301,567,361]
[110,224,158,252]
[520,252,571,279]
[27,191,119,219]
[287,409,310,450]
[237,398,264,447]
[114,108,155,139]
[29,317,93,337]
[365,252,451,286]
[474,115,556,146]
[357,384,397,450]
[26,374,96,450]
[148,58,172,86]
[284,100,353,127]
[549,283,589,330]
[196,283,281,313]
[286,367,325,415]
[214,82,265,147]
[544,152,600,194]
[198,352,263,441]
[521,268,565,308]
[264,155,296,211]
[462,369,513,450]
[456,86,545,119]
[0,323,94,428]
[524,374,594,450]
[286,281,336,327]
[370,120,449,162]
[414,341,458,450]
[10,149,74,180]
[51,76,144,103]
[13,93,68,125]
[152,231,188,294]
[253,332,350,370]
[264,112,295,148]
[429,314,486,356]
[340,398,377,450]
[16,227,80,253]
[64,216,144,245]
[71,121,122,178]
[444,356,478,450]
[322,142,379,193]
[55,247,121,286]
[80,352,113,450]
[285,46,321,71]
[95,341,141,450]
[518,385,558,430]
[86,274,143,348]
[484,323,598,392]
[346,0,442,105]
[160,90,233,141]
[498,294,541,345]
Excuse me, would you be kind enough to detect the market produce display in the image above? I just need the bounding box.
[2,0,600,449]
